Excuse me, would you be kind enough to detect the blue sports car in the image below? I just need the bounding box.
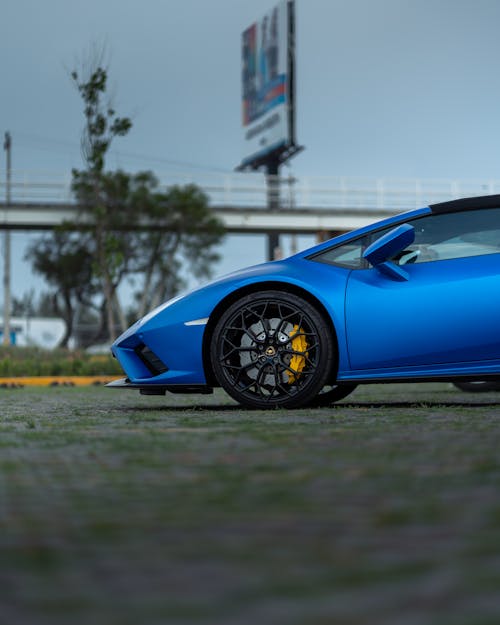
[109,194,500,408]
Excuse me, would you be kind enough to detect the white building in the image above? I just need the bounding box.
[0,317,66,349]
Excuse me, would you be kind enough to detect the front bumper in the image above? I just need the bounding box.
[106,377,213,395]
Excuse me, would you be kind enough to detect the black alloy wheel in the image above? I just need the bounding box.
[453,380,500,393]
[211,290,335,409]
[310,383,358,407]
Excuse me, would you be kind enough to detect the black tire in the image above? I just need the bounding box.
[453,380,500,393]
[211,290,335,409]
[309,383,358,407]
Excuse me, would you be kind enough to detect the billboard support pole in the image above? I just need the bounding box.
[239,0,303,261]
[266,156,280,261]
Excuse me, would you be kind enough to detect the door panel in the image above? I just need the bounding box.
[346,254,500,370]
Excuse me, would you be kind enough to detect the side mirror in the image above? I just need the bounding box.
[363,223,415,281]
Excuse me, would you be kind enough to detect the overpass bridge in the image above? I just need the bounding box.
[1,170,499,235]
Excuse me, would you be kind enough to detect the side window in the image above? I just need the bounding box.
[315,238,367,269]
[311,227,391,269]
[313,206,500,269]
[392,207,500,265]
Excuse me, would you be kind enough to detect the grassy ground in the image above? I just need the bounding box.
[1,383,500,625]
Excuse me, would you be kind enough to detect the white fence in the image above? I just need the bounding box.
[1,170,500,211]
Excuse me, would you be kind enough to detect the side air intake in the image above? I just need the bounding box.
[135,344,169,376]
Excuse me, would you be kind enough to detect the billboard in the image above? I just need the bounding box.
[240,0,297,168]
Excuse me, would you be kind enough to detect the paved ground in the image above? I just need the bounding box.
[1,383,500,625]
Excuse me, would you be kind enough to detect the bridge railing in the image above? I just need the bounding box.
[1,170,499,211]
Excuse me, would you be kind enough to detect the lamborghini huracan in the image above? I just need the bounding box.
[108,194,500,408]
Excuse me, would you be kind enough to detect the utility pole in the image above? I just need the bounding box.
[3,132,11,346]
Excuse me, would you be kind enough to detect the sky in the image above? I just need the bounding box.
[2,0,500,303]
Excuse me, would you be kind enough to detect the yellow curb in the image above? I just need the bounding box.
[0,376,117,387]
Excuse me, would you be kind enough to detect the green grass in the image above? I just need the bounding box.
[1,383,500,624]
[0,346,122,376]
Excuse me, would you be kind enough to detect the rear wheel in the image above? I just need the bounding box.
[453,380,500,393]
[211,291,335,409]
[310,383,358,407]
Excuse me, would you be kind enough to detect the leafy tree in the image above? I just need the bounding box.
[71,65,131,174]
[12,290,59,318]
[11,289,36,317]
[70,60,133,341]
[26,52,225,348]
[134,183,225,317]
[71,169,157,335]
[25,232,95,347]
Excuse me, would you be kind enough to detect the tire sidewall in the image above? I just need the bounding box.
[211,290,336,409]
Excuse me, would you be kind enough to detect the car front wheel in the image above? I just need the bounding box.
[211,290,335,409]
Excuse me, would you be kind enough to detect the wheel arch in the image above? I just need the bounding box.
[202,280,339,387]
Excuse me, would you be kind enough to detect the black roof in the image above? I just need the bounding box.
[430,194,500,214]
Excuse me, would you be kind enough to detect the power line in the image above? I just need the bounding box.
[109,150,234,174]
[14,131,78,150]
[12,131,234,174]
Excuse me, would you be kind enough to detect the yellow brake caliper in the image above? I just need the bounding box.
[286,324,309,384]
